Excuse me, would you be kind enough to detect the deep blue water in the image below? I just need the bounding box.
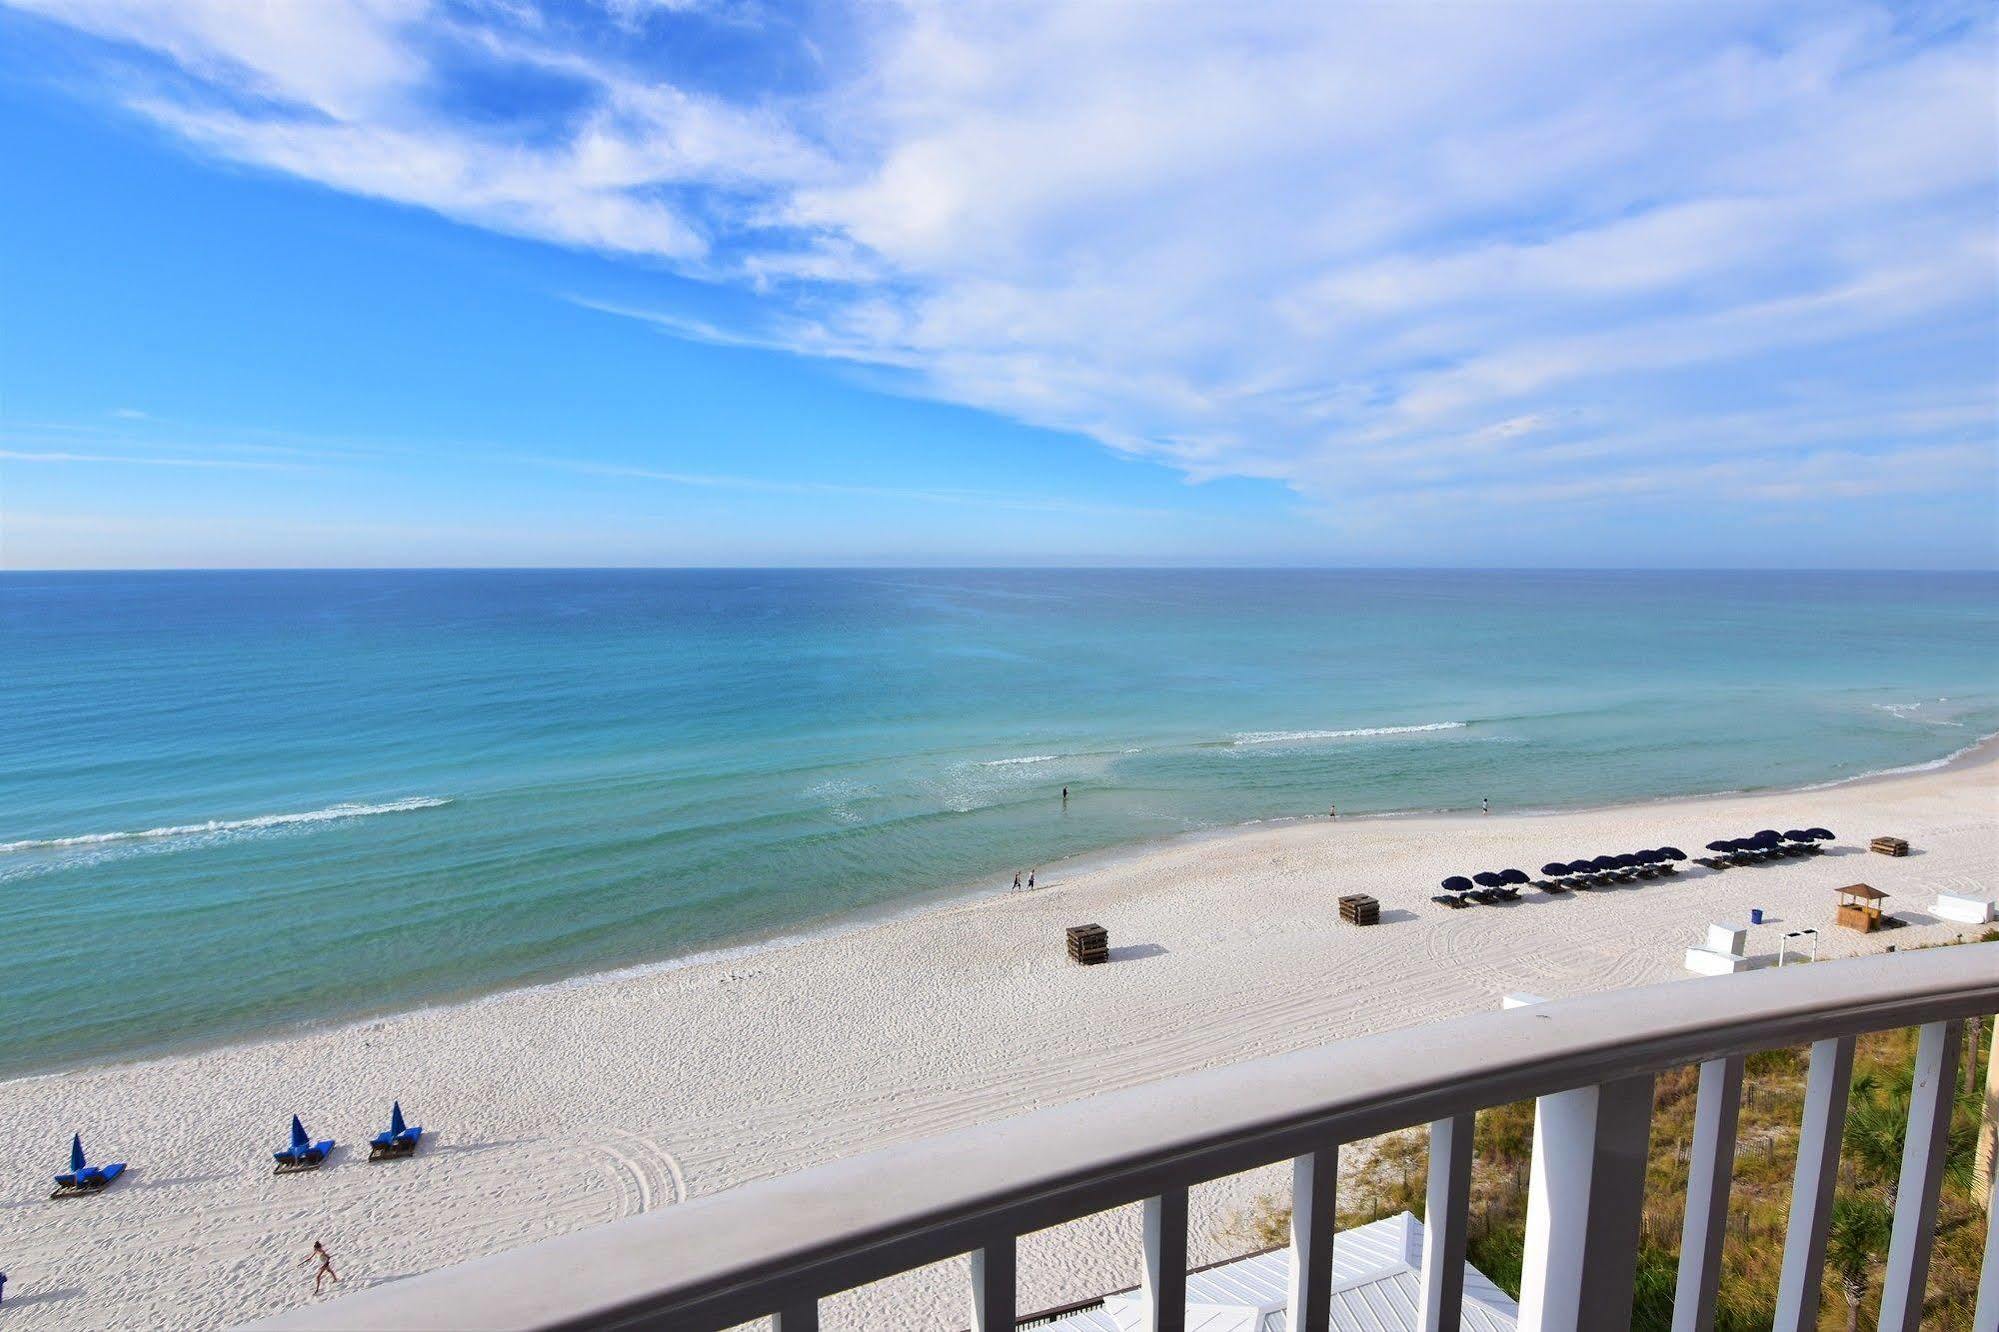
[2,569,1994,1077]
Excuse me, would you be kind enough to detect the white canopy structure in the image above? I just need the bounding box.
[1038,1211,1518,1332]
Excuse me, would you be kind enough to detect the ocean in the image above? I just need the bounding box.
[2,568,1994,1078]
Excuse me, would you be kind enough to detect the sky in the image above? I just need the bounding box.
[0,1,1994,569]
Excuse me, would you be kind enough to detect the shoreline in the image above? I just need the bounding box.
[10,727,1996,1090]
[2,738,1994,1330]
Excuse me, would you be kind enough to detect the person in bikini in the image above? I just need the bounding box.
[311,1241,339,1294]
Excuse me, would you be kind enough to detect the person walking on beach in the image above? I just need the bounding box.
[1,1267,8,1306]
[310,1242,339,1294]
[1481,796,1489,816]
[1027,870,1036,889]
[1328,803,1337,819]
[1012,871,1022,890]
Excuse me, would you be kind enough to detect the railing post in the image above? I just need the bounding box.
[1975,1158,1999,1332]
[1288,1148,1339,1332]
[1142,1187,1188,1332]
[1517,1074,1656,1330]
[970,1237,1015,1332]
[1672,1055,1744,1332]
[1976,1013,1998,1208]
[773,1302,818,1331]
[1877,1020,1962,1332]
[1773,1035,1856,1331]
[1417,1113,1474,1332]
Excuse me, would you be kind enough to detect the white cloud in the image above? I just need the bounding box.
[0,447,304,470]
[544,456,1175,519]
[8,0,1996,535]
[17,0,830,262]
[10,0,426,116]
[139,102,718,258]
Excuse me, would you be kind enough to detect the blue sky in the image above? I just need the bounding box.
[1,1,1993,569]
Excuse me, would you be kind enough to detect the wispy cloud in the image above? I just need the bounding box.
[7,0,1995,541]
[0,447,306,471]
[542,457,1174,519]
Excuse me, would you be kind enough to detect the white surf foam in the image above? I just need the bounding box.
[977,754,1060,766]
[0,797,453,855]
[1231,721,1467,746]
[1871,700,1964,726]
[1793,733,1995,791]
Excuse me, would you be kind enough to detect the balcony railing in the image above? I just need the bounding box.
[242,942,1999,1332]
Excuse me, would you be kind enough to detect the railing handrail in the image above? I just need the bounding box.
[240,943,1999,1332]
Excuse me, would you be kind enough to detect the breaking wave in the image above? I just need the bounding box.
[1232,721,1467,746]
[1871,701,1963,726]
[0,797,453,855]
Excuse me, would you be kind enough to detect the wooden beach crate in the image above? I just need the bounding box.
[1869,836,1910,857]
[1338,893,1380,926]
[1066,923,1109,965]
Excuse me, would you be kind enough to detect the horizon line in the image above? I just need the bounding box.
[3,565,1996,576]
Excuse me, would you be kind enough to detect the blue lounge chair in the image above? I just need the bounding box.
[273,1116,335,1174]
[51,1133,126,1199]
[369,1101,424,1160]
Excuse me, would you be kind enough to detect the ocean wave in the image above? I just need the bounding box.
[803,778,876,825]
[0,797,453,855]
[1231,721,1467,746]
[1871,701,1963,726]
[977,754,1060,766]
[1793,732,1996,791]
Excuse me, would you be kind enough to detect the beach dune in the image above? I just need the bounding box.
[0,747,1993,1330]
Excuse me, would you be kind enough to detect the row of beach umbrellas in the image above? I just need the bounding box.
[1698,828,1832,865]
[1539,847,1688,881]
[1439,868,1531,902]
[1433,828,1837,910]
[1436,848,1692,906]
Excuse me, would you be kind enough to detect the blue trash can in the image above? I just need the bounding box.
[1749,907,1764,925]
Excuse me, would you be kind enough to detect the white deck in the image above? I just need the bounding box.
[1041,1211,1518,1332]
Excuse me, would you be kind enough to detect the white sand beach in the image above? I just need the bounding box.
[1,746,1994,1330]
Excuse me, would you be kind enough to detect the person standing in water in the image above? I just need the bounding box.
[1328,803,1337,818]
[311,1242,339,1294]
[1481,796,1490,815]
[1061,786,1069,804]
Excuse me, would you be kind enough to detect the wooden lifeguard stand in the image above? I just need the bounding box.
[1835,883,1889,933]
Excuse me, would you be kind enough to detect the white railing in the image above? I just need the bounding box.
[241,943,1999,1332]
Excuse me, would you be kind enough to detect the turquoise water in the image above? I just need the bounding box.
[2,569,1994,1078]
